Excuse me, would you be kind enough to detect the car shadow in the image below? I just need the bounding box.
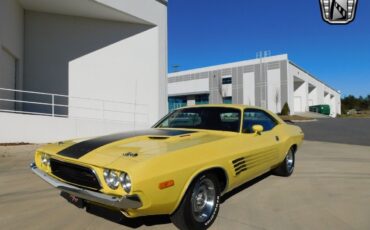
[221,171,272,203]
[85,204,171,228]
[85,171,273,228]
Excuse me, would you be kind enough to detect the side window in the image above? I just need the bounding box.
[243,109,277,133]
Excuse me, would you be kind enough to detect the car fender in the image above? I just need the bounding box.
[170,165,229,215]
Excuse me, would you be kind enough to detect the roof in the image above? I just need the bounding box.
[169,54,288,77]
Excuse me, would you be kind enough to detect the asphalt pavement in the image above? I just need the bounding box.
[295,118,370,146]
[1,142,369,230]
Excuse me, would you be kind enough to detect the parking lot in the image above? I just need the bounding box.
[1,118,370,230]
[296,118,370,146]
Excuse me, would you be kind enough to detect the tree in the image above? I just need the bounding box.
[281,102,290,115]
[341,94,370,113]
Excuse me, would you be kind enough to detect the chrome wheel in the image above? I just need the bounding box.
[286,149,294,172]
[191,178,216,223]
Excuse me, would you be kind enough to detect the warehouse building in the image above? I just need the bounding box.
[0,0,167,142]
[168,54,341,117]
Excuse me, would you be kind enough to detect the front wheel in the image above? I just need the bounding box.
[274,147,295,177]
[170,173,221,230]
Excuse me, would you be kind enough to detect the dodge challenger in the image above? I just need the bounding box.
[31,105,304,230]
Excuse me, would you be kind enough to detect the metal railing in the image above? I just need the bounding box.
[0,87,149,127]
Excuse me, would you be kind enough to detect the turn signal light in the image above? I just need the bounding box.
[159,180,175,190]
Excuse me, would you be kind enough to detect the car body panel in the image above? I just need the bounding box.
[32,105,304,217]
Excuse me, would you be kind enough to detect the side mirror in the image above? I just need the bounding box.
[252,125,263,135]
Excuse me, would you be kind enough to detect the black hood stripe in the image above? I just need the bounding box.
[57,129,196,159]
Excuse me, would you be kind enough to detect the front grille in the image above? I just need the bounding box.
[50,159,101,190]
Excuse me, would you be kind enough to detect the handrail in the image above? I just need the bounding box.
[0,87,147,106]
[0,87,150,127]
[0,87,68,97]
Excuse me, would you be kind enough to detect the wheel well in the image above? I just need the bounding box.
[171,167,228,215]
[200,168,228,193]
[291,144,298,153]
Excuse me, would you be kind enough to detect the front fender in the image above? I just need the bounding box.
[169,165,229,215]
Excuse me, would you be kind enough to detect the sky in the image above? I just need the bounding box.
[168,0,370,97]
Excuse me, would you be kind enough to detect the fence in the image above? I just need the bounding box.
[0,87,150,128]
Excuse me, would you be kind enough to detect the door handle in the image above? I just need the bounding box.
[275,136,280,141]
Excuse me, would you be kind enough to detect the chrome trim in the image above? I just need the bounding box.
[30,162,142,209]
[91,168,103,188]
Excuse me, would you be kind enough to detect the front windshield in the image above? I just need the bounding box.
[155,107,241,133]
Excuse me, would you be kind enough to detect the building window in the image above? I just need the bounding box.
[195,94,209,105]
[223,97,232,104]
[222,77,232,84]
[168,96,187,111]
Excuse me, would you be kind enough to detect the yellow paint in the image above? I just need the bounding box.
[34,105,304,217]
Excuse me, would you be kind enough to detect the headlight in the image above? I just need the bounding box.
[103,169,120,190]
[119,173,132,193]
[41,153,50,166]
[103,169,131,192]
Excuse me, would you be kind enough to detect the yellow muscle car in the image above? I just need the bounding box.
[31,105,304,230]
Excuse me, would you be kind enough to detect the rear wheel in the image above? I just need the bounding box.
[274,147,295,177]
[170,173,221,230]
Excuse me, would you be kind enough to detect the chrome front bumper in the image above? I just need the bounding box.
[30,162,142,209]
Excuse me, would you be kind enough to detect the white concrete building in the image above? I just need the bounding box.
[168,54,341,116]
[0,0,167,143]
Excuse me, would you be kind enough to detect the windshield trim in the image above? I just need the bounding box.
[153,107,243,133]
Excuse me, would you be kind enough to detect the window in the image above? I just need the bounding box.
[243,109,277,133]
[155,107,241,132]
[222,77,232,84]
[223,97,232,104]
[195,94,209,105]
[168,96,187,112]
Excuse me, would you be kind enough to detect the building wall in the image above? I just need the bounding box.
[68,26,161,127]
[267,68,281,113]
[288,62,341,116]
[23,11,152,112]
[169,55,289,113]
[0,0,24,109]
[0,112,139,143]
[168,55,341,116]
[243,72,255,105]
[168,78,209,96]
[0,0,168,143]
[21,0,168,124]
[98,0,169,118]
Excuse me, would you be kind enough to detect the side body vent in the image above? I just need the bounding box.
[232,157,247,176]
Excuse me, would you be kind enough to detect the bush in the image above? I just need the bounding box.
[281,102,290,115]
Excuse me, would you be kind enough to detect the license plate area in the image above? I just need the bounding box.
[60,191,85,208]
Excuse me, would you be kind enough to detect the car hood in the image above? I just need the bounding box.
[43,129,231,169]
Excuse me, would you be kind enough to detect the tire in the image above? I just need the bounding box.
[274,147,295,177]
[170,173,221,230]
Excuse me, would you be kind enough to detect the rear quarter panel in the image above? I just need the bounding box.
[275,123,304,163]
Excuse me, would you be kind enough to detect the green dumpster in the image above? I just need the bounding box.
[309,104,330,115]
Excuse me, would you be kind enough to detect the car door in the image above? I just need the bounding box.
[231,109,281,184]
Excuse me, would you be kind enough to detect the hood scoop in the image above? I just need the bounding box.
[148,136,170,140]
